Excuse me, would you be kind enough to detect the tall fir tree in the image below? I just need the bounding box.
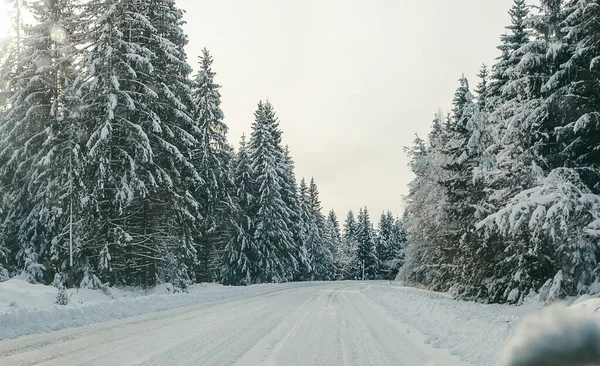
[190,48,233,282]
[305,178,334,280]
[339,210,358,279]
[221,135,256,285]
[326,210,342,277]
[0,0,81,284]
[355,208,379,280]
[73,0,200,287]
[247,101,297,283]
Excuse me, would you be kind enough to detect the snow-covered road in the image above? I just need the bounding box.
[0,282,472,366]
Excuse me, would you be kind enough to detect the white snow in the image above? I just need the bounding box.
[0,281,472,366]
[364,282,543,366]
[1,280,600,365]
[0,279,291,340]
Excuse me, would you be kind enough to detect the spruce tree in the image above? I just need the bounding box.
[296,178,313,280]
[221,135,256,285]
[282,147,309,280]
[73,0,199,287]
[487,0,530,110]
[355,208,379,280]
[399,126,450,289]
[326,210,342,278]
[190,48,233,282]
[247,101,297,282]
[0,0,81,284]
[305,178,334,280]
[377,211,399,279]
[339,210,358,279]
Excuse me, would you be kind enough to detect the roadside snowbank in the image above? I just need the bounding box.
[364,283,543,366]
[365,282,600,366]
[0,279,292,340]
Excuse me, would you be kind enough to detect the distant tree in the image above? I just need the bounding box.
[355,208,379,280]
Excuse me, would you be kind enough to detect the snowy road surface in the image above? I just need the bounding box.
[0,282,473,366]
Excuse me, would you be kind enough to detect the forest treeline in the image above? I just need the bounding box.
[0,0,405,289]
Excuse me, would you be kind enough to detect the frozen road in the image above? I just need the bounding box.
[0,282,472,366]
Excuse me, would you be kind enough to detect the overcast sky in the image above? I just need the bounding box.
[179,0,520,220]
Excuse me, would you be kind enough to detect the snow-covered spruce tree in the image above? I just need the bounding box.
[338,210,358,279]
[387,216,407,280]
[547,0,600,194]
[326,209,342,278]
[247,101,297,283]
[354,207,379,280]
[377,211,406,279]
[190,48,234,283]
[478,168,600,302]
[0,0,29,280]
[306,178,334,280]
[376,211,394,278]
[282,149,310,281]
[74,0,199,287]
[295,178,313,281]
[399,118,450,289]
[475,64,489,108]
[435,76,490,295]
[475,1,579,303]
[486,0,530,111]
[220,135,256,285]
[0,0,82,284]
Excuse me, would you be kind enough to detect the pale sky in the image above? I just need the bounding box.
[179,0,520,220]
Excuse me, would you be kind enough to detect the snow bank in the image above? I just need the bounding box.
[499,303,600,366]
[364,283,543,366]
[0,279,291,340]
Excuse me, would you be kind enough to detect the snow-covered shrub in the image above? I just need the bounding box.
[55,286,69,306]
[80,269,104,290]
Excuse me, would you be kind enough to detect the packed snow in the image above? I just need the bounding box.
[2,280,600,365]
[0,278,292,340]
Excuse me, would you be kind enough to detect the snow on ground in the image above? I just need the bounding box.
[0,279,293,340]
[0,281,472,366]
[363,283,545,366]
[2,279,600,365]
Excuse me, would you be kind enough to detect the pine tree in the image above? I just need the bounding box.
[326,210,342,278]
[305,178,334,280]
[438,77,489,293]
[190,48,233,282]
[296,178,313,281]
[73,0,200,287]
[221,135,256,285]
[339,210,358,279]
[387,217,407,279]
[0,0,81,284]
[282,147,309,280]
[487,0,530,110]
[475,64,489,107]
[247,101,297,283]
[377,211,401,279]
[548,0,600,194]
[476,0,569,302]
[355,208,379,280]
[399,126,451,289]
